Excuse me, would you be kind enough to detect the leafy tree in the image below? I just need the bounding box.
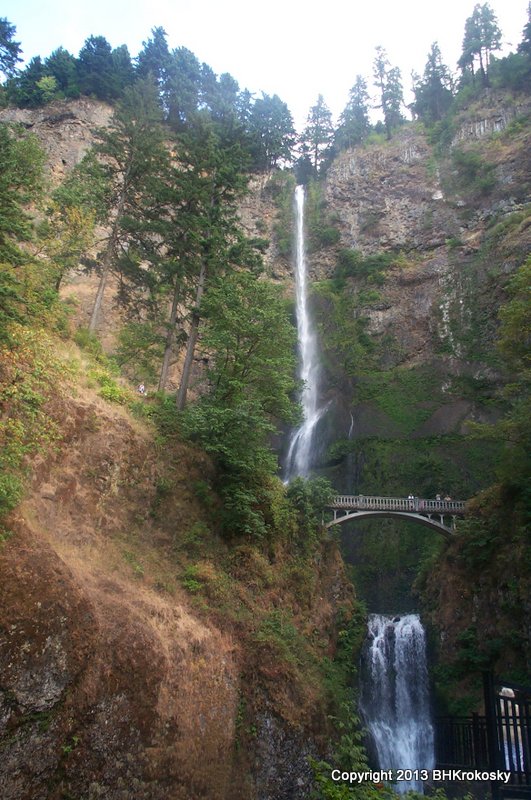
[300,94,334,174]
[44,47,79,98]
[373,46,404,138]
[181,270,298,536]
[0,18,22,79]
[458,3,502,87]
[36,75,58,104]
[248,92,296,170]
[335,75,371,151]
[412,42,453,123]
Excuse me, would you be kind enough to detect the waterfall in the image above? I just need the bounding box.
[360,614,435,794]
[284,185,325,480]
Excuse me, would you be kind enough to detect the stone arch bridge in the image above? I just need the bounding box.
[326,495,467,538]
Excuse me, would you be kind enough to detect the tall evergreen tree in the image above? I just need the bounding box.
[173,114,251,408]
[55,79,169,333]
[248,93,296,170]
[135,26,170,90]
[373,46,405,138]
[6,56,45,107]
[77,35,123,100]
[300,94,334,173]
[335,75,371,150]
[165,46,202,128]
[412,43,453,122]
[44,47,79,98]
[458,3,502,87]
[0,18,22,78]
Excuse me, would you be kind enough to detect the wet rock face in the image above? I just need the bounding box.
[254,712,317,800]
[323,128,461,259]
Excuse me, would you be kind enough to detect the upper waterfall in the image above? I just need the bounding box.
[284,185,326,480]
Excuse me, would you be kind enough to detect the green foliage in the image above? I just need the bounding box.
[115,320,165,384]
[286,476,333,540]
[0,326,64,523]
[248,93,296,170]
[0,18,22,78]
[313,281,374,377]
[373,46,405,138]
[335,76,371,151]
[300,94,334,173]
[451,146,496,195]
[412,42,454,123]
[0,123,45,265]
[269,171,296,258]
[181,271,298,538]
[335,249,395,283]
[304,180,341,253]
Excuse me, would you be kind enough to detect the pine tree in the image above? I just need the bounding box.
[173,114,251,408]
[412,43,453,123]
[248,93,296,170]
[373,47,405,138]
[44,47,80,98]
[458,3,502,87]
[0,18,22,79]
[335,75,371,150]
[54,80,169,333]
[300,94,334,174]
[77,35,116,100]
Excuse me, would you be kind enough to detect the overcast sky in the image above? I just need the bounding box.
[3,0,528,130]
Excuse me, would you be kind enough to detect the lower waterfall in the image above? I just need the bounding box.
[360,614,435,793]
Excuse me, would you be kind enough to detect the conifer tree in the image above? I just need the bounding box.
[44,47,79,98]
[300,94,334,173]
[335,75,371,151]
[0,18,22,79]
[413,43,453,122]
[458,3,502,87]
[373,47,404,138]
[248,93,296,170]
[54,80,169,333]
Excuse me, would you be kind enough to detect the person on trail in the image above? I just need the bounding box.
[137,383,146,395]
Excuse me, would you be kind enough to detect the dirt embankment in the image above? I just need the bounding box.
[0,379,353,800]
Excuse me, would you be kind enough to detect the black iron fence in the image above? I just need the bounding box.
[435,673,531,798]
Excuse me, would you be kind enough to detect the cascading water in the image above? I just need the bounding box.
[360,614,435,793]
[284,185,326,480]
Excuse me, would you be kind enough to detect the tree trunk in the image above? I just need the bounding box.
[158,281,181,392]
[176,259,207,410]
[88,159,131,335]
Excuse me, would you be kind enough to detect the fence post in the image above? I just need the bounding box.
[483,671,501,800]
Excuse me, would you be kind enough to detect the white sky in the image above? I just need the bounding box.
[3,0,528,130]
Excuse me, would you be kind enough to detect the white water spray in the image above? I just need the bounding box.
[284,185,325,479]
[360,614,435,793]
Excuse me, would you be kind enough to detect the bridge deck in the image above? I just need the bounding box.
[329,495,466,515]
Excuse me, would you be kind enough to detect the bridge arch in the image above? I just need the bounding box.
[326,510,454,538]
[325,495,467,539]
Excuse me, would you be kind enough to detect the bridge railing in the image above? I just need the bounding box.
[329,495,466,514]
